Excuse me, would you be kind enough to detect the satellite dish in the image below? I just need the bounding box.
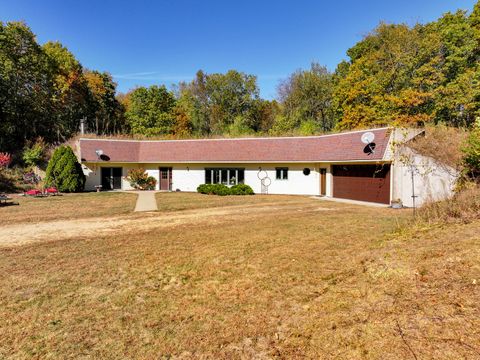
[95,149,104,157]
[361,132,375,144]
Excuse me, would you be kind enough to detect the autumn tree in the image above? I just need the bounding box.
[0,22,55,151]
[84,70,125,134]
[333,4,480,130]
[333,23,435,129]
[276,63,335,133]
[177,70,261,135]
[43,41,90,140]
[125,85,176,136]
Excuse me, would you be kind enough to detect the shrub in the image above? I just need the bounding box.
[45,145,85,192]
[197,183,254,196]
[0,152,12,168]
[22,171,41,185]
[126,168,157,190]
[197,183,230,196]
[22,138,46,168]
[197,184,213,194]
[214,184,231,196]
[230,184,254,195]
[462,127,480,180]
[0,168,20,192]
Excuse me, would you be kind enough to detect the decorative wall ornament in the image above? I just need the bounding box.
[257,167,271,194]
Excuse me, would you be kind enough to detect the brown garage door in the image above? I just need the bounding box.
[332,164,391,204]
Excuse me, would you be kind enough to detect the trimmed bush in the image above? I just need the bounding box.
[197,183,230,196]
[197,183,254,196]
[230,184,254,195]
[45,145,85,192]
[197,184,214,194]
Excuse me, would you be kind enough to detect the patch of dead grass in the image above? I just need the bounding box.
[1,192,137,225]
[155,192,305,212]
[417,185,480,224]
[408,125,468,169]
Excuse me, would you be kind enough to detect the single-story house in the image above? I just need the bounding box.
[77,127,457,206]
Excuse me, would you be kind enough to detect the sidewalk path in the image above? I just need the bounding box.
[133,191,158,212]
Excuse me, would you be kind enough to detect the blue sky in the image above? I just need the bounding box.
[1,0,477,98]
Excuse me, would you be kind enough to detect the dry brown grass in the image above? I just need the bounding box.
[155,192,303,212]
[417,186,480,224]
[408,125,468,169]
[0,194,479,359]
[1,192,137,225]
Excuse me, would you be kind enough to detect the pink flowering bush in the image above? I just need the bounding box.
[0,152,12,168]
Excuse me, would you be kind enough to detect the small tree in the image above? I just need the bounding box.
[45,145,85,192]
[22,138,46,168]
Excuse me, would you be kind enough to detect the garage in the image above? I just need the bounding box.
[332,164,391,204]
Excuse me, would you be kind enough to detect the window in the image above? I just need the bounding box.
[205,168,245,185]
[276,167,288,180]
[221,169,228,185]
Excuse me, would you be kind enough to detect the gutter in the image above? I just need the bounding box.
[82,159,393,164]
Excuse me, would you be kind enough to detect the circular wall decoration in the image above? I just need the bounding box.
[257,169,268,180]
[303,168,311,176]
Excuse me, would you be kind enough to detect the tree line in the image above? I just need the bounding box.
[1,1,480,154]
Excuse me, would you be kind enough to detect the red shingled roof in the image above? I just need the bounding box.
[79,128,392,163]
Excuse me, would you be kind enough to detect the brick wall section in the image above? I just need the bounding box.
[79,128,391,163]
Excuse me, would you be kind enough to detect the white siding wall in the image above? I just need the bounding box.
[392,149,457,207]
[82,164,98,191]
[172,163,323,195]
[244,164,320,195]
[83,162,329,196]
[172,166,204,192]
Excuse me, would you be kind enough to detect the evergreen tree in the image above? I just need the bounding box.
[45,145,85,192]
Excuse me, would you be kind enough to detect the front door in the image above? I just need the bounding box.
[320,168,327,196]
[101,167,122,190]
[159,167,172,190]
